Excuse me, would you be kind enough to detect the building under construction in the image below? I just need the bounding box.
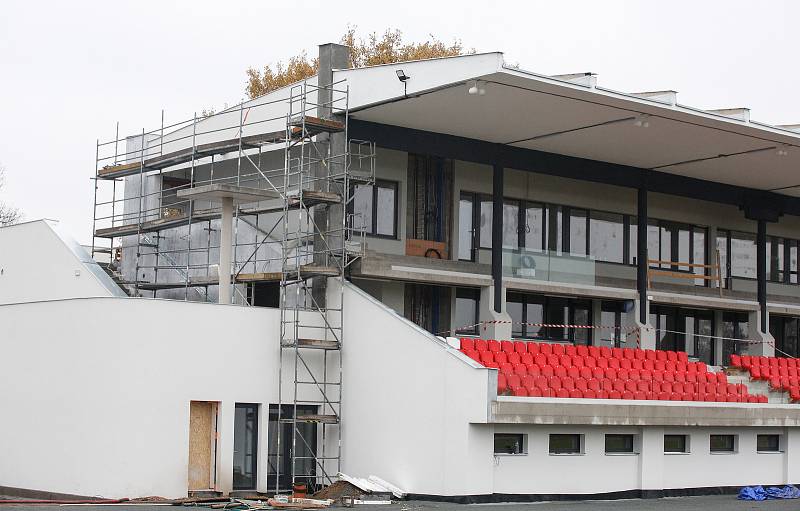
[4,42,800,500]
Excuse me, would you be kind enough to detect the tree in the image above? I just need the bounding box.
[246,28,471,98]
[0,165,22,227]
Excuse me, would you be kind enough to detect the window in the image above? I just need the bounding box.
[458,193,475,261]
[664,434,689,453]
[730,231,756,279]
[503,201,520,249]
[770,316,800,359]
[233,403,259,490]
[710,434,736,453]
[605,434,636,454]
[590,211,625,263]
[757,434,781,453]
[599,301,623,347]
[722,312,748,365]
[549,434,582,454]
[494,433,526,455]
[454,288,480,336]
[351,181,397,237]
[508,293,590,343]
[524,202,546,252]
[568,208,588,256]
[479,196,493,249]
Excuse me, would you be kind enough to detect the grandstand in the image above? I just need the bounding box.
[3,41,800,501]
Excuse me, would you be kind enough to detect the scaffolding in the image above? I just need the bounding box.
[91,78,375,492]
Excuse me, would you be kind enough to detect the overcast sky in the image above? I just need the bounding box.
[1,0,798,244]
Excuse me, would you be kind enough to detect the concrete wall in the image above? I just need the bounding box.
[0,220,123,305]
[341,282,495,496]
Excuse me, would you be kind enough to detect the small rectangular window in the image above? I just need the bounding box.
[454,288,480,336]
[494,433,526,455]
[757,434,781,453]
[710,434,736,453]
[605,434,635,454]
[664,434,688,453]
[350,181,397,238]
[549,434,582,455]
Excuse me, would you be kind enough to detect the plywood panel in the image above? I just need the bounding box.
[188,401,214,490]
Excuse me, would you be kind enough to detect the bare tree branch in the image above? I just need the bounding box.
[0,165,22,227]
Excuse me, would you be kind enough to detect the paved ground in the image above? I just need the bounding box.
[1,496,799,511]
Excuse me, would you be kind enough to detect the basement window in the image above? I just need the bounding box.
[757,434,781,453]
[664,434,689,454]
[710,434,737,454]
[605,434,636,454]
[549,434,583,455]
[494,433,526,455]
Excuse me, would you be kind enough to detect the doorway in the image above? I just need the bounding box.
[404,283,452,335]
[188,401,218,492]
[267,404,318,492]
[408,154,454,254]
[233,403,259,491]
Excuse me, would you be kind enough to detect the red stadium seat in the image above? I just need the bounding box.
[513,387,528,397]
[539,343,552,355]
[612,348,624,359]
[577,345,589,357]
[569,389,582,398]
[640,369,652,381]
[465,349,481,363]
[704,373,716,384]
[643,359,655,371]
[514,341,527,354]
[637,380,650,392]
[661,382,672,394]
[522,375,536,391]
[730,354,741,367]
[562,377,575,391]
[527,364,541,377]
[499,363,514,374]
[576,378,588,392]
[528,342,541,354]
[529,387,543,397]
[571,355,584,367]
[609,358,621,369]
[513,364,527,376]
[486,361,500,369]
[654,360,666,371]
[495,352,508,365]
[604,368,618,380]
[461,338,475,351]
[585,357,597,368]
[609,390,622,399]
[565,345,577,356]
[634,391,646,400]
[629,369,641,381]
[567,367,580,379]
[547,354,559,366]
[663,371,675,383]
[625,380,637,393]
[553,344,565,355]
[602,378,614,392]
[634,349,646,361]
[613,380,626,393]
[579,367,592,380]
[507,374,522,389]
[559,354,572,367]
[592,367,604,380]
[672,382,684,394]
[584,389,597,399]
[535,376,548,391]
[652,370,664,382]
[519,353,532,365]
[716,372,727,384]
[623,348,635,360]
[645,349,657,361]
[555,366,568,378]
[656,350,667,362]
[597,390,609,399]
[534,353,547,366]
[697,362,707,373]
[666,351,678,363]
[556,388,569,398]
[751,366,762,379]
[588,378,601,392]
[488,340,501,352]
[620,359,632,370]
[549,376,562,390]
[600,346,612,358]
[622,391,634,400]
[665,361,676,373]
[542,365,554,378]
[677,351,688,364]
[588,346,600,358]
[501,341,514,354]
[497,373,508,394]
[475,339,488,351]
[480,352,494,364]
[618,369,629,381]
[597,357,610,369]
[508,352,521,365]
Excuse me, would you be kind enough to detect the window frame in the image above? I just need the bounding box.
[604,434,637,455]
[549,433,584,455]
[350,179,399,239]
[493,433,527,456]
[454,287,480,336]
[709,434,737,454]
[663,434,690,454]
[756,434,782,453]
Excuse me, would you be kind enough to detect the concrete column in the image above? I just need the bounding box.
[479,285,511,340]
[713,309,724,366]
[492,165,504,313]
[747,308,775,357]
[638,427,665,496]
[219,196,233,304]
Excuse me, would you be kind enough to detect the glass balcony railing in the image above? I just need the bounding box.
[502,248,596,285]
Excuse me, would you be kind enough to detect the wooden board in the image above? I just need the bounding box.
[188,401,216,491]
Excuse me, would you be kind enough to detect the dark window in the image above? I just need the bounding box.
[508,293,590,343]
[664,434,688,453]
[710,434,736,453]
[605,434,635,454]
[599,301,623,347]
[454,288,480,336]
[549,434,582,454]
[494,433,525,454]
[267,404,317,492]
[722,312,748,365]
[233,404,259,490]
[351,180,397,237]
[770,316,800,359]
[757,434,781,452]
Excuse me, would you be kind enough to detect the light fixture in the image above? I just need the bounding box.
[777,144,790,157]
[633,114,651,128]
[396,69,410,97]
[467,80,486,96]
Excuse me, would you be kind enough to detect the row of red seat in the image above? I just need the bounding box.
[461,338,688,363]
[731,354,800,369]
[500,374,747,396]
[491,363,728,384]
[730,354,800,402]
[464,349,707,374]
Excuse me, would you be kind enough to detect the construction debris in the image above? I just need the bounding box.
[266,497,332,509]
[311,481,364,501]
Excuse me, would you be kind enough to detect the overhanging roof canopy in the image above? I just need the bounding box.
[338,53,800,200]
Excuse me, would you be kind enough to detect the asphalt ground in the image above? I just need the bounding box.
[1,496,799,511]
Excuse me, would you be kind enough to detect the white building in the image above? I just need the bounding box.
[3,42,800,501]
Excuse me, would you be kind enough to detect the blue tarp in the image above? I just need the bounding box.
[738,485,800,500]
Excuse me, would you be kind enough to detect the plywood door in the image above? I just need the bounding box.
[188,401,216,491]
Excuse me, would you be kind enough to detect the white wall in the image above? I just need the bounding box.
[341,282,495,496]
[0,220,124,305]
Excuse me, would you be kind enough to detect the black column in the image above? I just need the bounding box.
[637,187,648,324]
[757,218,767,333]
[492,164,503,313]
